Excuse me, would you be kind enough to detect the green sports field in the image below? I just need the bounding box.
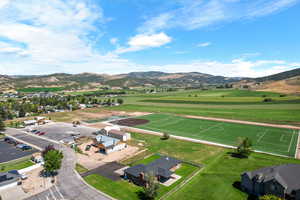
[133,114,299,157]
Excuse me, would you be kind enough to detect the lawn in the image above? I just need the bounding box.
[84,155,199,200]
[0,159,34,172]
[133,114,299,157]
[166,153,300,200]
[75,163,89,174]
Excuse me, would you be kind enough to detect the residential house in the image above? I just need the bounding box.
[124,156,181,186]
[0,170,21,190]
[241,164,300,200]
[93,135,126,154]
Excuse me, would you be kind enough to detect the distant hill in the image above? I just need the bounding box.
[254,68,300,82]
[0,68,299,93]
[233,68,300,94]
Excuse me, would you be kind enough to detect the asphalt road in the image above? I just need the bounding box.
[5,128,113,200]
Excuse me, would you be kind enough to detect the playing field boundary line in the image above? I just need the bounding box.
[181,114,300,130]
[288,131,295,154]
[296,131,300,159]
[105,123,292,158]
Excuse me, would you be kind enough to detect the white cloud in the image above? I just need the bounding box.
[116,32,172,54]
[0,0,136,75]
[197,42,212,47]
[146,59,299,78]
[138,0,299,33]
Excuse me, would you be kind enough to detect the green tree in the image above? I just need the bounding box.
[236,137,252,158]
[259,194,282,200]
[0,118,5,132]
[117,98,124,104]
[43,148,63,176]
[143,173,160,200]
[19,107,26,118]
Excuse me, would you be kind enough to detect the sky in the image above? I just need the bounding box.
[0,0,299,77]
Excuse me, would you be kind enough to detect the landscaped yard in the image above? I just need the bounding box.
[166,153,300,200]
[84,155,199,200]
[132,114,298,157]
[0,159,34,172]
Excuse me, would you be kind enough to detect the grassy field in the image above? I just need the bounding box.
[84,132,300,200]
[132,114,298,157]
[17,87,65,93]
[84,154,199,200]
[0,159,34,172]
[166,153,300,200]
[107,89,300,125]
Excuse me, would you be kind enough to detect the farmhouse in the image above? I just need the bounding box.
[99,126,131,141]
[0,170,21,190]
[124,156,181,186]
[241,164,300,200]
[93,135,126,154]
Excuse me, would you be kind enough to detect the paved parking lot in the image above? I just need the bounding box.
[0,140,38,163]
[30,122,98,142]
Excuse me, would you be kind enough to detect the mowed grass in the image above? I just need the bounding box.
[84,155,199,200]
[133,114,299,157]
[166,153,300,200]
[0,159,34,172]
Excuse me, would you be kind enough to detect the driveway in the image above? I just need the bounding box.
[5,128,113,200]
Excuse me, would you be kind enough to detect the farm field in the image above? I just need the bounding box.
[17,87,65,93]
[108,89,300,125]
[131,114,299,157]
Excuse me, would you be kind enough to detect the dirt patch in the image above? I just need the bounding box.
[111,118,149,126]
[21,166,54,195]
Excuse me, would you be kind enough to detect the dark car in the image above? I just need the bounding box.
[38,132,45,136]
[4,137,13,143]
[16,144,32,151]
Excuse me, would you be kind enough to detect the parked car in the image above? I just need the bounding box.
[38,132,45,136]
[31,129,38,133]
[34,131,41,135]
[4,137,14,143]
[16,144,32,151]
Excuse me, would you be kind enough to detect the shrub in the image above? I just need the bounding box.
[161,133,170,140]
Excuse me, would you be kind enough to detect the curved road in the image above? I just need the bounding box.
[5,128,113,200]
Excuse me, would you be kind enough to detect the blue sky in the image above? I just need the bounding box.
[0,0,299,77]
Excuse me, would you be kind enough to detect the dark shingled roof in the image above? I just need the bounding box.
[243,164,300,193]
[125,156,181,178]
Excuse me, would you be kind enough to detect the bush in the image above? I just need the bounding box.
[161,133,170,140]
[235,137,252,158]
[263,98,273,102]
[259,194,282,200]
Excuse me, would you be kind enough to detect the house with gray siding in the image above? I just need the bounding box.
[241,164,300,200]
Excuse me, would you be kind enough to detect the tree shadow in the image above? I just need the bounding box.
[227,152,248,159]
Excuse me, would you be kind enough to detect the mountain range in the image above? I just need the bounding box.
[0,68,299,94]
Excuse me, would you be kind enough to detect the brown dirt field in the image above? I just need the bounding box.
[111,118,150,126]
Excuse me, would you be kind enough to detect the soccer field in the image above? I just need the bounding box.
[133,114,299,157]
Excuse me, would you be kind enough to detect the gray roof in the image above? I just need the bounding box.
[243,164,300,193]
[125,156,181,178]
[95,135,120,148]
[0,170,20,187]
